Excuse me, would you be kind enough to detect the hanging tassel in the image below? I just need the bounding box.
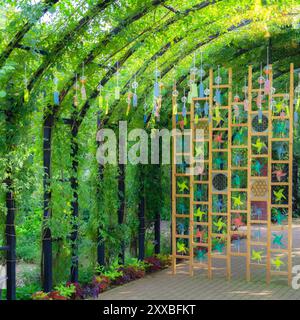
[191,83,198,98]
[294,111,298,127]
[115,86,120,100]
[24,88,29,103]
[105,96,109,115]
[258,109,263,124]
[243,99,249,111]
[187,90,192,104]
[133,93,138,107]
[182,103,187,118]
[144,114,148,124]
[54,90,59,105]
[195,113,199,124]
[176,114,179,123]
[73,94,79,107]
[154,82,160,98]
[204,101,209,117]
[99,95,104,111]
[173,102,178,116]
[126,92,132,116]
[285,105,290,118]
[184,117,187,126]
[215,89,221,105]
[199,82,204,98]
[264,78,270,94]
[81,83,87,101]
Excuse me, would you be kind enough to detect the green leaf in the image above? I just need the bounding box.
[0,90,6,98]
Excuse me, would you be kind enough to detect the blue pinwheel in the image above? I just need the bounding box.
[178,203,186,214]
[216,198,223,212]
[272,233,285,248]
[233,153,243,167]
[177,223,185,235]
[274,143,286,160]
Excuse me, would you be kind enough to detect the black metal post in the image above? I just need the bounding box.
[154,212,161,254]
[5,175,16,300]
[138,184,145,260]
[96,112,105,266]
[70,110,79,282]
[118,163,125,264]
[42,114,53,292]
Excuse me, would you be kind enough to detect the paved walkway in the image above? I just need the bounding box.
[100,222,300,300]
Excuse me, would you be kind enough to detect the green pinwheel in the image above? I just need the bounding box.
[196,249,207,261]
[273,188,286,202]
[271,257,284,270]
[213,218,226,232]
[194,207,206,221]
[177,181,189,193]
[252,138,267,154]
[177,241,187,254]
[251,250,263,263]
[215,157,224,169]
[232,195,243,207]
[214,241,224,253]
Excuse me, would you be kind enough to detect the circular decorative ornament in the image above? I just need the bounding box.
[242,86,248,93]
[190,67,197,75]
[213,174,227,191]
[181,96,187,103]
[215,76,222,85]
[204,88,210,96]
[258,76,265,84]
[132,81,138,89]
[252,114,268,132]
[251,180,267,197]
[188,79,194,86]
[172,90,179,97]
[199,69,206,77]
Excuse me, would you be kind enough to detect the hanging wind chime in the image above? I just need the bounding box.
[115,62,120,100]
[24,64,29,103]
[172,80,179,123]
[80,63,87,101]
[53,74,59,106]
[97,83,104,112]
[153,61,162,121]
[73,74,79,107]
[188,52,198,104]
[199,50,205,98]
[257,63,264,123]
[294,73,300,127]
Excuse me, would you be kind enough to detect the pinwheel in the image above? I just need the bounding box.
[195,188,203,200]
[251,250,263,263]
[233,153,243,167]
[274,209,286,225]
[215,157,224,169]
[234,236,241,251]
[196,229,204,242]
[177,223,185,235]
[232,214,244,229]
[213,106,224,125]
[273,121,287,137]
[177,241,187,254]
[233,174,241,188]
[272,233,285,248]
[271,257,284,270]
[196,249,207,261]
[214,241,224,253]
[274,144,286,159]
[273,188,286,202]
[233,129,245,145]
[253,206,263,220]
[178,203,186,214]
[252,160,263,175]
[177,181,189,193]
[252,138,267,154]
[194,207,206,221]
[214,133,224,145]
[254,228,261,240]
[195,145,204,157]
[216,198,223,212]
[213,218,226,232]
[232,195,243,207]
[178,161,188,172]
[272,169,287,182]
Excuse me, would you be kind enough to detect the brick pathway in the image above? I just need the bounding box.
[100,222,300,300]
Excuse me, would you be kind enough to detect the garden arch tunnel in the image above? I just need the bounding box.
[0,0,300,300]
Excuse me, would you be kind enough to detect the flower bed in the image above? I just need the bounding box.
[32,254,171,300]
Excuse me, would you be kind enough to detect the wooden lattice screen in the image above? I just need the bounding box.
[172,63,294,285]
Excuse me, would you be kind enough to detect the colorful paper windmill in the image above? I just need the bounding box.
[252,138,267,153]
[177,181,189,193]
[273,188,286,202]
[271,257,284,270]
[232,195,243,207]
[251,249,263,263]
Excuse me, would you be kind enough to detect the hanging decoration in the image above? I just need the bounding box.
[132,76,138,107]
[53,75,59,106]
[143,99,148,124]
[126,90,133,116]
[295,73,300,126]
[24,64,29,103]
[73,74,79,107]
[198,50,205,98]
[80,62,87,101]
[188,52,198,103]
[172,81,179,123]
[115,63,120,100]
[97,83,104,111]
